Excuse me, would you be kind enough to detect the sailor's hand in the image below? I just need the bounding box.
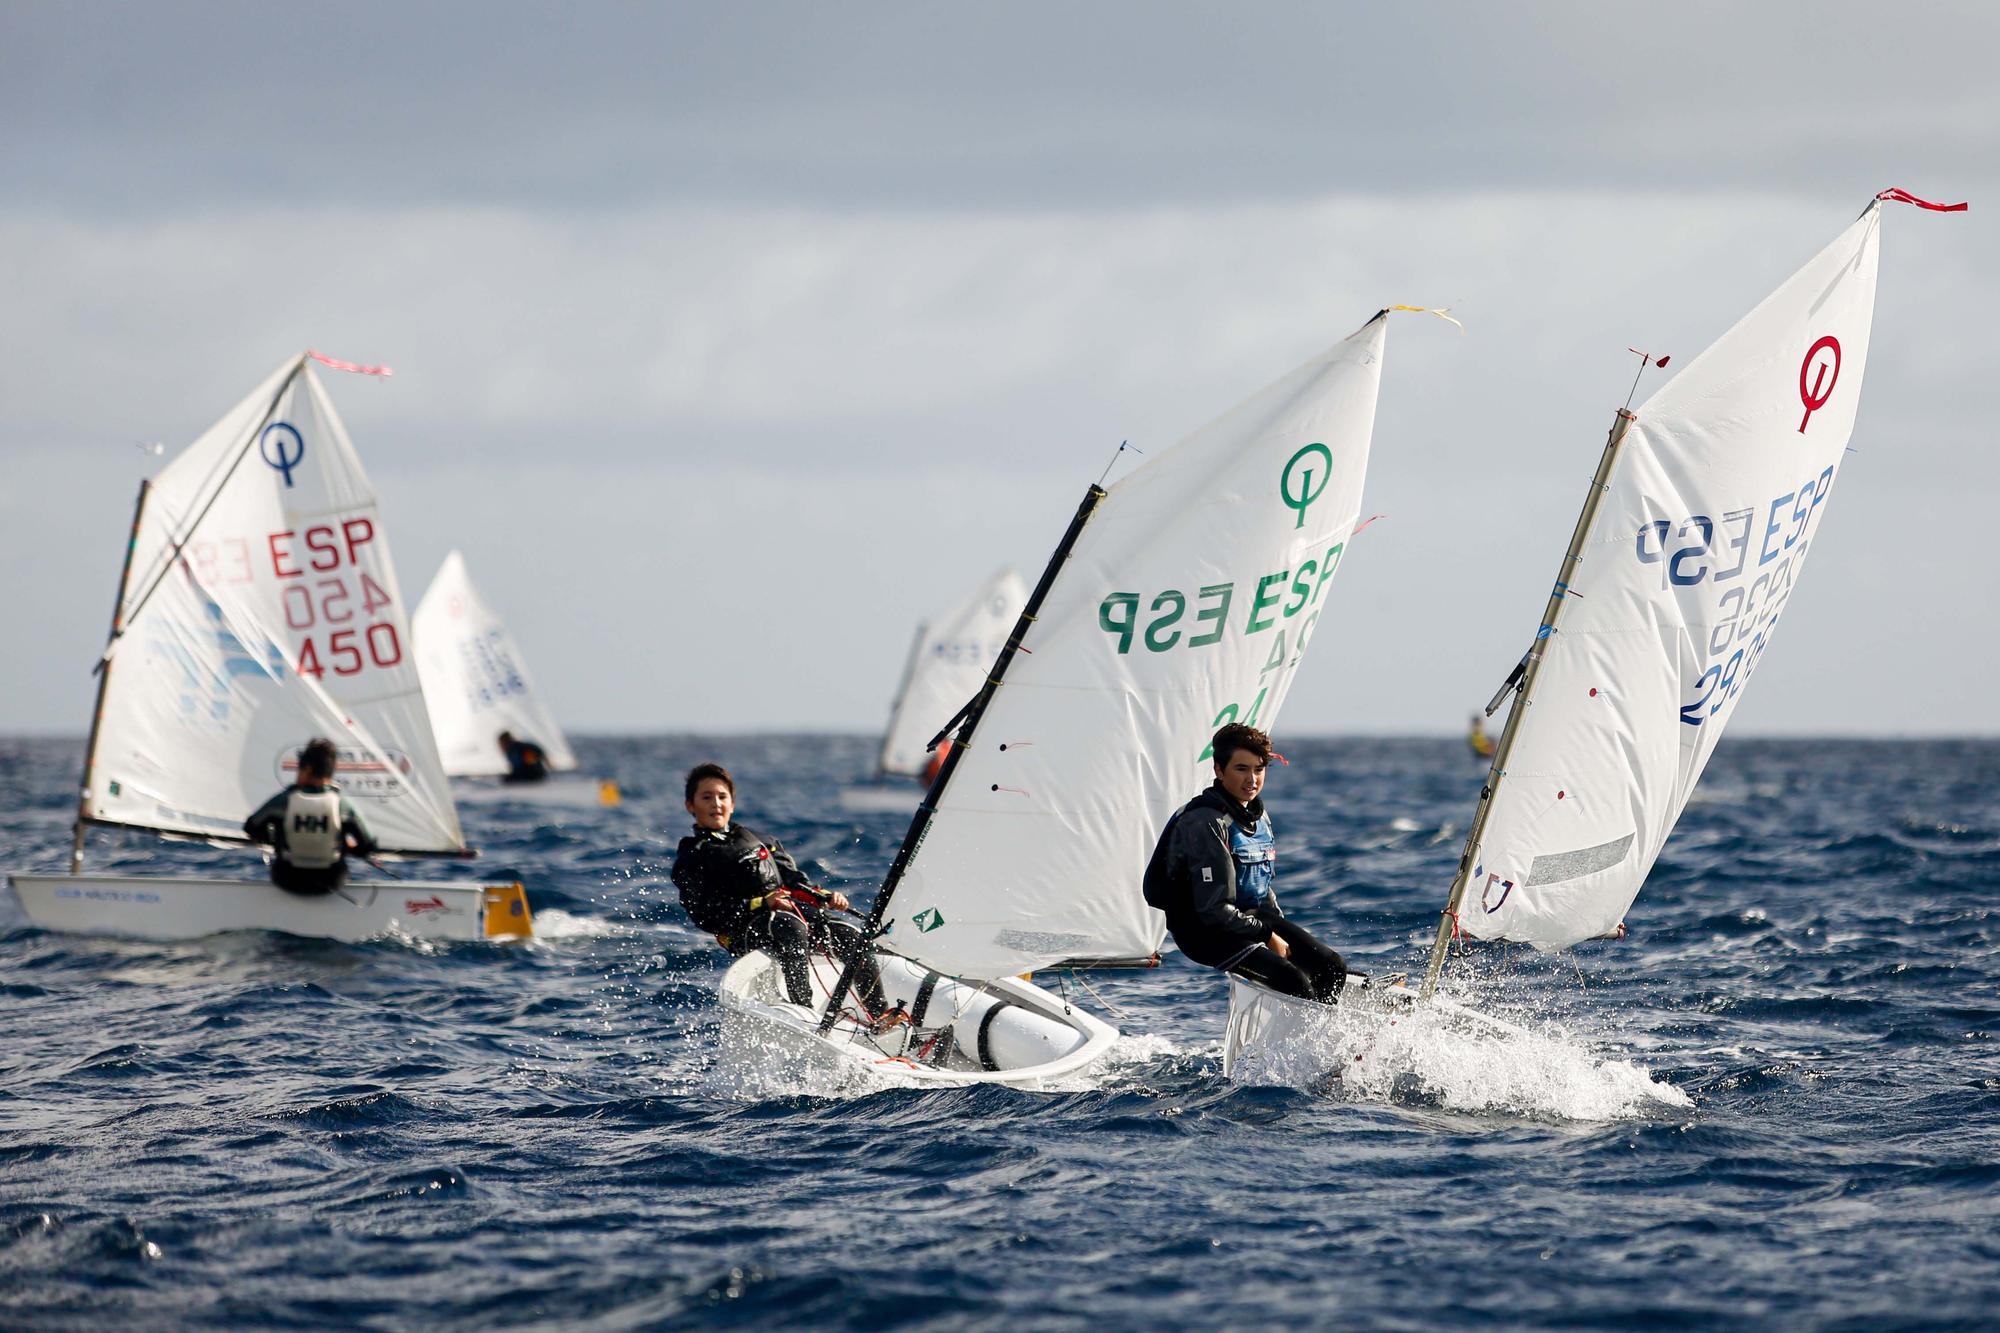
[825,890,851,912]
[1268,932,1291,959]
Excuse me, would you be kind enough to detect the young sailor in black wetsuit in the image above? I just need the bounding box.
[1144,723,1347,1002]
[497,731,550,783]
[244,737,379,896]
[670,763,895,1022]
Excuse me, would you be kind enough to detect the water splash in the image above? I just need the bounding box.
[1227,986,1689,1122]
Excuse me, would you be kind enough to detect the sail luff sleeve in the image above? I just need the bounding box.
[1424,407,1636,995]
[72,480,154,872]
[816,484,1107,1033]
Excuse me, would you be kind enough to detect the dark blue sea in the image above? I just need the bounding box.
[3,735,1997,1330]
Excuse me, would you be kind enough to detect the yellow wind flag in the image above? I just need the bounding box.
[1389,304,1464,330]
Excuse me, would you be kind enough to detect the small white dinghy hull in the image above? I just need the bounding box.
[452,776,621,812]
[1222,972,1530,1082]
[6,874,533,944]
[718,948,1118,1089]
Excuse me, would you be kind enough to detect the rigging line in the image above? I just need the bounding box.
[1095,439,1141,487]
[100,355,309,672]
[1621,346,1669,413]
[1065,968,1133,1025]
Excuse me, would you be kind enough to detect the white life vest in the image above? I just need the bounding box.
[282,787,345,869]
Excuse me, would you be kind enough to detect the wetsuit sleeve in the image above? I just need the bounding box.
[341,797,379,857]
[767,839,831,903]
[1174,811,1268,945]
[243,791,288,845]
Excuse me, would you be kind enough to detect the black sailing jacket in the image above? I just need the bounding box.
[671,822,828,938]
[1144,782,1278,948]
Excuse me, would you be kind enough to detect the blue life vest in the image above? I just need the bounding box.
[1230,814,1276,910]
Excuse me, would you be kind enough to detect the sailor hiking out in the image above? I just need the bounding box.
[243,737,380,896]
[1145,723,1347,1002]
[671,762,898,1026]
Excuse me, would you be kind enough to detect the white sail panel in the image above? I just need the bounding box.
[886,315,1389,979]
[877,568,1028,776]
[412,551,579,778]
[86,357,467,854]
[1463,206,1883,946]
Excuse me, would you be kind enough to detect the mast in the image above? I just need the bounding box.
[818,483,1108,1032]
[1422,406,1636,996]
[71,481,154,872]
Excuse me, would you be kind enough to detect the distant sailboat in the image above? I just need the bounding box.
[411,552,617,808]
[1225,190,1963,1075]
[7,353,533,943]
[723,310,1398,1084]
[877,566,1028,780]
[839,568,1028,813]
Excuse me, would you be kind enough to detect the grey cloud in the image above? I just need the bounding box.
[4,4,1994,216]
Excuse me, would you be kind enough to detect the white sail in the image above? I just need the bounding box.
[883,314,1389,979]
[412,551,579,778]
[1460,206,1883,947]
[877,567,1028,776]
[84,356,467,855]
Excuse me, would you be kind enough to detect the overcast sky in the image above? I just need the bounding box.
[2,3,1993,737]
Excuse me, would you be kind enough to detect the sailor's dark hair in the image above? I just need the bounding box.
[1210,723,1273,769]
[684,762,736,803]
[298,737,339,778]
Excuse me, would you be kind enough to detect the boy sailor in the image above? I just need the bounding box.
[244,738,379,895]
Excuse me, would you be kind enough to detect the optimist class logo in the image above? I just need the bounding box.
[1797,336,1841,434]
[261,422,306,486]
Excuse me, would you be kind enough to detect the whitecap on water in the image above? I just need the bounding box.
[527,909,624,941]
[1229,987,1690,1122]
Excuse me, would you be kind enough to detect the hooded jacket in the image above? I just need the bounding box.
[671,822,830,938]
[1143,782,1281,949]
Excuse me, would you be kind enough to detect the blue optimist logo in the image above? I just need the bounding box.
[261,422,305,487]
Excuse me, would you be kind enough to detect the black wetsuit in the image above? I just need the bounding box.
[671,822,886,1012]
[1144,782,1346,1002]
[502,737,550,783]
[243,783,379,896]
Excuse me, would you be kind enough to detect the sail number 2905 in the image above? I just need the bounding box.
[1636,466,1835,728]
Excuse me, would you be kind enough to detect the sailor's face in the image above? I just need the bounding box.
[1215,751,1266,805]
[686,778,735,831]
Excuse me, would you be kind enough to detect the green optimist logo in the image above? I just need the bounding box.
[1280,443,1333,529]
[912,906,945,933]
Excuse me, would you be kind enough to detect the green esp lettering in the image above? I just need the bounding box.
[1312,542,1345,604]
[1283,558,1318,617]
[1196,703,1240,761]
[1099,592,1140,654]
[1144,589,1186,652]
[1260,629,1288,675]
[1247,570,1288,634]
[1187,583,1234,648]
[1242,686,1267,728]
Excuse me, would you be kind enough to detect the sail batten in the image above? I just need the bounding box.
[1434,205,1885,960]
[82,357,468,856]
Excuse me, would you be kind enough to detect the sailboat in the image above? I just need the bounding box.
[411,551,617,810]
[722,309,1397,1085]
[1224,190,1965,1076]
[7,352,534,944]
[839,567,1028,813]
